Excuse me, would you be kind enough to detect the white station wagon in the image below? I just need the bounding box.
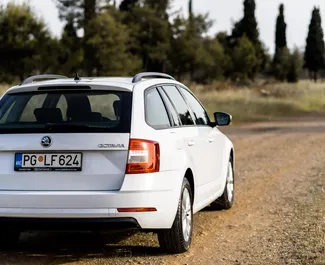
[0,73,234,253]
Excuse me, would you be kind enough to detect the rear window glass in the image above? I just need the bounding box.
[0,90,132,134]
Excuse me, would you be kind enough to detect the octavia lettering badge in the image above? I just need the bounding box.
[41,136,52,148]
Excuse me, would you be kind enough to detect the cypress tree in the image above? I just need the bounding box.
[304,7,325,82]
[189,0,193,20]
[275,4,287,52]
[273,3,288,81]
[230,0,265,79]
[232,0,259,45]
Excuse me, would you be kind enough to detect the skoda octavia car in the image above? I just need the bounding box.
[0,72,234,253]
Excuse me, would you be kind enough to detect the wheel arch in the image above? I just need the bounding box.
[230,148,235,171]
[184,168,195,205]
[219,140,235,191]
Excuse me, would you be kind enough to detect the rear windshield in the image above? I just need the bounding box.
[0,90,132,134]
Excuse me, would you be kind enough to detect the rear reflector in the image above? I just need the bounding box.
[126,139,160,174]
[117,208,157,213]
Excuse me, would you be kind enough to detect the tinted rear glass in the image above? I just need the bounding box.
[0,90,132,134]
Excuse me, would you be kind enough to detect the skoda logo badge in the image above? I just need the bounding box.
[41,136,52,148]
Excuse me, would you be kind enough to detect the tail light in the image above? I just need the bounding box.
[126,139,160,174]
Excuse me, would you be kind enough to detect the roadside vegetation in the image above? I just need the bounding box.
[193,81,325,123]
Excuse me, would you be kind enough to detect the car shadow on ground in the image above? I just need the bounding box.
[0,230,165,264]
[202,204,227,212]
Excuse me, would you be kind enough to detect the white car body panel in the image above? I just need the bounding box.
[0,133,130,191]
[0,76,234,230]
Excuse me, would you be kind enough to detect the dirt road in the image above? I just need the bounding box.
[1,118,325,265]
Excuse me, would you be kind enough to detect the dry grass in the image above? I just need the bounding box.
[194,80,325,123]
[0,84,9,94]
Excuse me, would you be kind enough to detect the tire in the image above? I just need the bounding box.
[0,230,21,249]
[158,178,193,254]
[212,156,234,210]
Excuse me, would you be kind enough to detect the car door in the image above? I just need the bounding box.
[161,85,207,203]
[144,86,185,176]
[179,86,225,196]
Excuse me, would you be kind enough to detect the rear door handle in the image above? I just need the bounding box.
[208,138,215,143]
[188,140,195,147]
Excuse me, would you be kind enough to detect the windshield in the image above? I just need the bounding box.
[0,89,132,134]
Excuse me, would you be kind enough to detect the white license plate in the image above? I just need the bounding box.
[15,153,82,172]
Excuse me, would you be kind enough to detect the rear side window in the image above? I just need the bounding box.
[162,86,194,126]
[157,87,181,127]
[180,87,210,125]
[0,89,132,134]
[145,88,171,129]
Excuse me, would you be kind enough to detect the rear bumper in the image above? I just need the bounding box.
[0,217,140,231]
[0,189,180,229]
[0,171,184,230]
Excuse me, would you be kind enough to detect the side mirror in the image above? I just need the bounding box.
[214,112,232,126]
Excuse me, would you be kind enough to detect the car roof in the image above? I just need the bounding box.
[5,73,183,94]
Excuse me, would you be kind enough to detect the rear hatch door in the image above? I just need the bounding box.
[0,86,132,191]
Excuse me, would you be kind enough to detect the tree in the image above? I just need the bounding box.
[231,35,257,81]
[216,32,233,78]
[273,4,288,81]
[144,0,169,15]
[304,7,325,82]
[189,0,193,22]
[57,15,83,75]
[230,0,265,78]
[119,0,139,12]
[273,47,290,81]
[180,0,214,81]
[275,4,287,51]
[231,0,259,45]
[287,48,303,83]
[195,38,227,83]
[87,10,141,75]
[168,16,189,79]
[55,0,112,75]
[0,3,55,82]
[124,5,171,72]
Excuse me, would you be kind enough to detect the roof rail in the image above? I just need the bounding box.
[20,74,69,86]
[132,72,175,83]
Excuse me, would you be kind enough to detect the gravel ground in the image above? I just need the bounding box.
[1,117,325,265]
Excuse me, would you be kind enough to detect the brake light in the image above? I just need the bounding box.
[126,139,160,174]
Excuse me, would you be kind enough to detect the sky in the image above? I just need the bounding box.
[1,0,325,53]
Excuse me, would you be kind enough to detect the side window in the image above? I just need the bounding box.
[180,87,210,125]
[163,86,194,126]
[145,88,171,129]
[157,87,181,126]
